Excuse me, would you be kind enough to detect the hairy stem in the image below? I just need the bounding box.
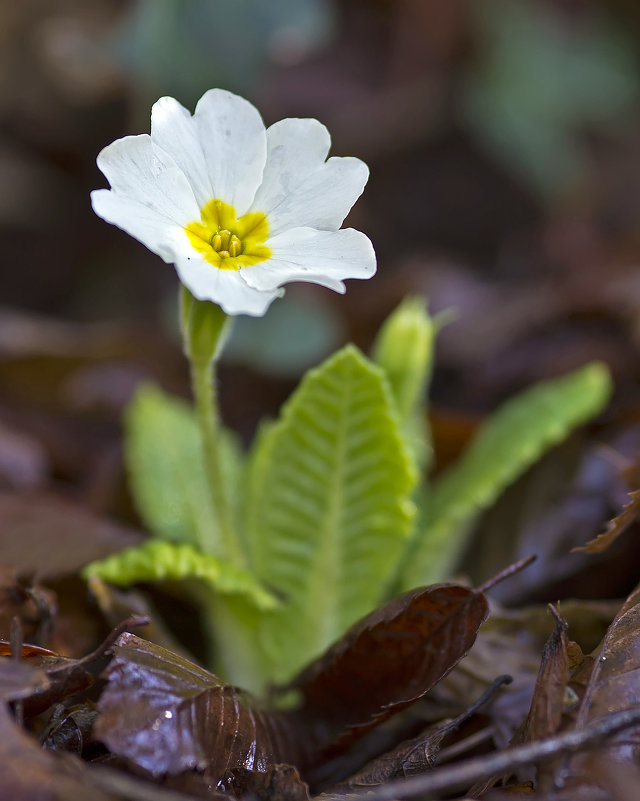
[190,355,244,567]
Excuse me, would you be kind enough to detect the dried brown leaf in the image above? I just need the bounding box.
[334,677,511,791]
[0,616,146,719]
[520,607,570,745]
[0,566,56,645]
[572,489,640,554]
[290,584,489,761]
[0,492,143,581]
[557,581,640,793]
[0,702,118,801]
[0,657,50,702]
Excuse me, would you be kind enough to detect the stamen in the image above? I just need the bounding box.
[185,198,271,271]
[229,234,242,257]
[212,229,233,252]
[210,228,241,260]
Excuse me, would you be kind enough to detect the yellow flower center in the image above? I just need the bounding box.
[185,199,271,271]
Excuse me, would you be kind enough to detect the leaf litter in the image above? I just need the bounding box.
[9,545,639,801]
[3,437,640,801]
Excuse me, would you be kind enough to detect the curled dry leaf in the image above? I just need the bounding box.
[520,606,570,745]
[289,583,490,761]
[499,606,571,795]
[0,616,147,719]
[572,489,640,555]
[333,676,512,791]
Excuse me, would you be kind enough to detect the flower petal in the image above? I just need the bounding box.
[193,89,267,216]
[151,96,213,208]
[250,118,369,237]
[96,134,200,225]
[90,190,187,263]
[174,247,283,316]
[240,227,376,293]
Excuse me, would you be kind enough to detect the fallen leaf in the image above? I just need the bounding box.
[94,633,301,786]
[289,583,489,761]
[507,606,571,795]
[572,489,640,554]
[556,581,640,795]
[231,763,312,801]
[0,658,49,702]
[0,492,143,581]
[0,616,146,720]
[0,566,57,645]
[433,598,618,751]
[0,702,118,801]
[333,676,511,790]
[520,606,570,745]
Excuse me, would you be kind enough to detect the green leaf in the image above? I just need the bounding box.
[124,384,242,556]
[372,297,435,422]
[82,540,277,611]
[400,362,613,589]
[371,296,436,470]
[246,344,417,683]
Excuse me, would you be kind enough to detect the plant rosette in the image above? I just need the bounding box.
[91,88,376,316]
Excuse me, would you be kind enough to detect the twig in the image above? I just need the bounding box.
[477,555,536,594]
[321,707,640,801]
[435,725,496,763]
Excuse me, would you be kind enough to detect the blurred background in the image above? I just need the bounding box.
[2,0,640,610]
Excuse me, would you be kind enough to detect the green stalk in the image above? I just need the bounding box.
[181,287,244,567]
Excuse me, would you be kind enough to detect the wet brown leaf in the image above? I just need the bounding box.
[93,585,489,785]
[290,583,489,761]
[231,763,312,801]
[40,703,100,756]
[94,633,300,786]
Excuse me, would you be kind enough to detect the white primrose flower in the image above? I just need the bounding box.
[91,89,376,316]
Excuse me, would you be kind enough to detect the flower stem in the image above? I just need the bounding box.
[190,358,244,566]
[181,288,244,567]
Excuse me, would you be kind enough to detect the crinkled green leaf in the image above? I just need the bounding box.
[82,540,277,611]
[246,344,417,683]
[401,362,612,589]
[124,383,243,556]
[371,296,436,470]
